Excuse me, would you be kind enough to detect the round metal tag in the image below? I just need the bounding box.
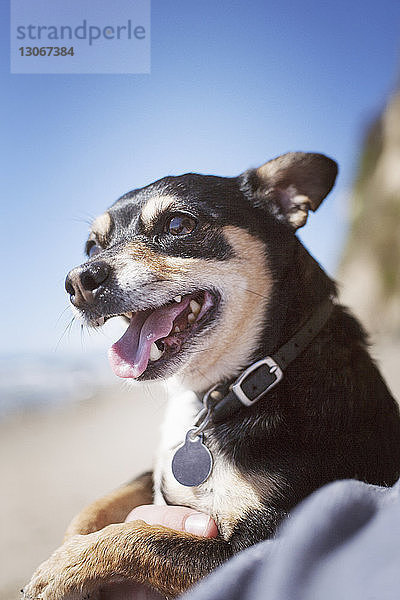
[171,429,213,487]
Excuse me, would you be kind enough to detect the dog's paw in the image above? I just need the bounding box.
[22,534,101,600]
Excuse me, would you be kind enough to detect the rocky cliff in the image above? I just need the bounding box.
[339,91,400,340]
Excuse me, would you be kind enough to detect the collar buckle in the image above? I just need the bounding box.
[231,357,283,406]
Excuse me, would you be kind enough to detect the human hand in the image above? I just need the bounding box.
[125,504,218,537]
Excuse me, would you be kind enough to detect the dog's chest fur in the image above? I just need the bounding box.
[153,386,262,539]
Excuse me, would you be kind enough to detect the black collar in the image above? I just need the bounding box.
[200,296,335,425]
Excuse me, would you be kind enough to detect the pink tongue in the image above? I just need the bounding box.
[108,298,190,378]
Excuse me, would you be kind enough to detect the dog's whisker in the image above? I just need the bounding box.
[54,316,77,351]
[189,347,216,354]
[71,212,96,226]
[80,323,86,349]
[240,286,270,300]
[55,305,74,326]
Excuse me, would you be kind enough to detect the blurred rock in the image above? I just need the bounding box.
[338,89,400,398]
[339,91,400,338]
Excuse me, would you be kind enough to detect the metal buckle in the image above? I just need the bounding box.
[231,357,283,407]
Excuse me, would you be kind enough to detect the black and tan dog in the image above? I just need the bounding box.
[24,152,400,599]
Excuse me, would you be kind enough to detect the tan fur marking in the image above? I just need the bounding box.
[125,242,186,276]
[91,212,112,245]
[205,463,263,538]
[141,195,176,228]
[182,225,272,389]
[210,469,265,538]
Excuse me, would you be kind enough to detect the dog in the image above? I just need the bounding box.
[24,152,400,599]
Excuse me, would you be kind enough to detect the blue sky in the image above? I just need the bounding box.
[1,0,400,357]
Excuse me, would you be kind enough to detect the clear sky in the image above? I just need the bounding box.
[1,0,400,357]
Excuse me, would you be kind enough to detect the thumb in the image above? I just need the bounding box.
[125,504,218,537]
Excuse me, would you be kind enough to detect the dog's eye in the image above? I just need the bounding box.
[165,214,197,236]
[87,241,102,258]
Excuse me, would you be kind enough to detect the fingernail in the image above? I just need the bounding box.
[185,513,211,536]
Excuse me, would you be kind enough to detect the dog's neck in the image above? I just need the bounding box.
[178,238,336,395]
[262,241,336,357]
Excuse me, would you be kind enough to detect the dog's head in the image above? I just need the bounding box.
[66,152,337,390]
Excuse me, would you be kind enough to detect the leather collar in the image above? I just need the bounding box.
[199,296,335,425]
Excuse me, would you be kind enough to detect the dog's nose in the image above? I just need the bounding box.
[65,261,110,305]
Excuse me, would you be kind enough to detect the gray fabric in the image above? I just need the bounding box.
[184,478,400,600]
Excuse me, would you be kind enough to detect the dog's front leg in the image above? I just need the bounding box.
[23,520,232,600]
[64,472,153,539]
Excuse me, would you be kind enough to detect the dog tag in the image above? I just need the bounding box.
[172,429,213,487]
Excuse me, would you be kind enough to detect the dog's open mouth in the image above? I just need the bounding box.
[107,290,218,379]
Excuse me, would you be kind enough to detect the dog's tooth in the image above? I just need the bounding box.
[189,300,201,316]
[174,326,181,333]
[174,295,182,303]
[187,312,196,324]
[125,312,133,319]
[149,342,164,362]
[96,317,105,327]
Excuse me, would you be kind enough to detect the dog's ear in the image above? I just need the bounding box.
[244,152,338,229]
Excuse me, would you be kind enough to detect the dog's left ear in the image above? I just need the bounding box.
[244,152,338,229]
